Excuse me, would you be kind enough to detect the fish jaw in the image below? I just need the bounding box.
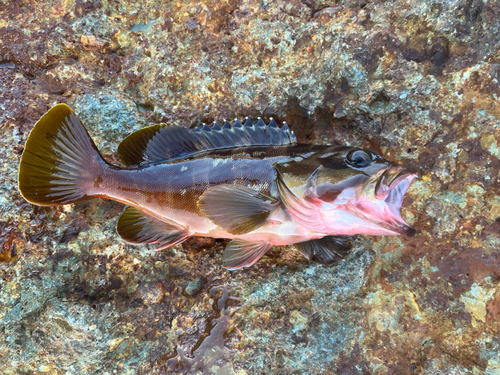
[342,169,418,236]
[275,162,418,237]
[320,208,405,236]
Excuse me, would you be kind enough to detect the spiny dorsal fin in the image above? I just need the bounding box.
[117,118,296,167]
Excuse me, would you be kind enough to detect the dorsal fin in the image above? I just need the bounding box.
[118,124,163,166]
[117,118,297,167]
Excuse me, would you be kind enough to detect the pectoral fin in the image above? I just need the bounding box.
[117,206,190,250]
[224,239,271,270]
[198,184,278,235]
[295,236,352,265]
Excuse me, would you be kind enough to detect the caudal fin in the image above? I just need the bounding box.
[18,104,106,206]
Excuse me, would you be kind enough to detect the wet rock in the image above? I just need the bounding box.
[184,277,205,296]
[333,108,346,119]
[2,0,500,373]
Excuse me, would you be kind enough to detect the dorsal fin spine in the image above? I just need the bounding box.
[205,126,225,148]
[232,125,252,144]
[267,126,281,144]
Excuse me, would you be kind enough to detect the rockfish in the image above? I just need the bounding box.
[18,104,417,269]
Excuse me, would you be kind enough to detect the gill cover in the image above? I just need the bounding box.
[275,147,389,204]
[274,147,390,231]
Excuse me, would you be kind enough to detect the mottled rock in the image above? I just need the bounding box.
[135,282,165,305]
[1,0,500,373]
[289,310,308,332]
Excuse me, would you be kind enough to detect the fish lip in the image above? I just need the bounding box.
[385,216,416,237]
[384,171,417,204]
[376,167,417,199]
[383,171,418,237]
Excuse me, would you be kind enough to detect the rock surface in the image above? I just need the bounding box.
[1,0,500,373]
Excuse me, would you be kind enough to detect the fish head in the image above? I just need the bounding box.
[276,146,417,236]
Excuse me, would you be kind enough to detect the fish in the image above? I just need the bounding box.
[18,104,417,270]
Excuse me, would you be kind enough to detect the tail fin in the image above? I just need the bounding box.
[18,104,106,206]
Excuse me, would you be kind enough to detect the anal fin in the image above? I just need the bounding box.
[117,206,190,250]
[198,184,278,235]
[224,239,271,270]
[295,236,352,266]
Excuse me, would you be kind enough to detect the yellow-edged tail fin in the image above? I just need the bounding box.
[18,104,105,206]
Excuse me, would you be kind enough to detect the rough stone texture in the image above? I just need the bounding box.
[1,0,500,373]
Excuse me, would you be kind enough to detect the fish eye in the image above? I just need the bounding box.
[346,150,371,168]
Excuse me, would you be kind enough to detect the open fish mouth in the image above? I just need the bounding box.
[347,167,418,237]
[374,167,418,236]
